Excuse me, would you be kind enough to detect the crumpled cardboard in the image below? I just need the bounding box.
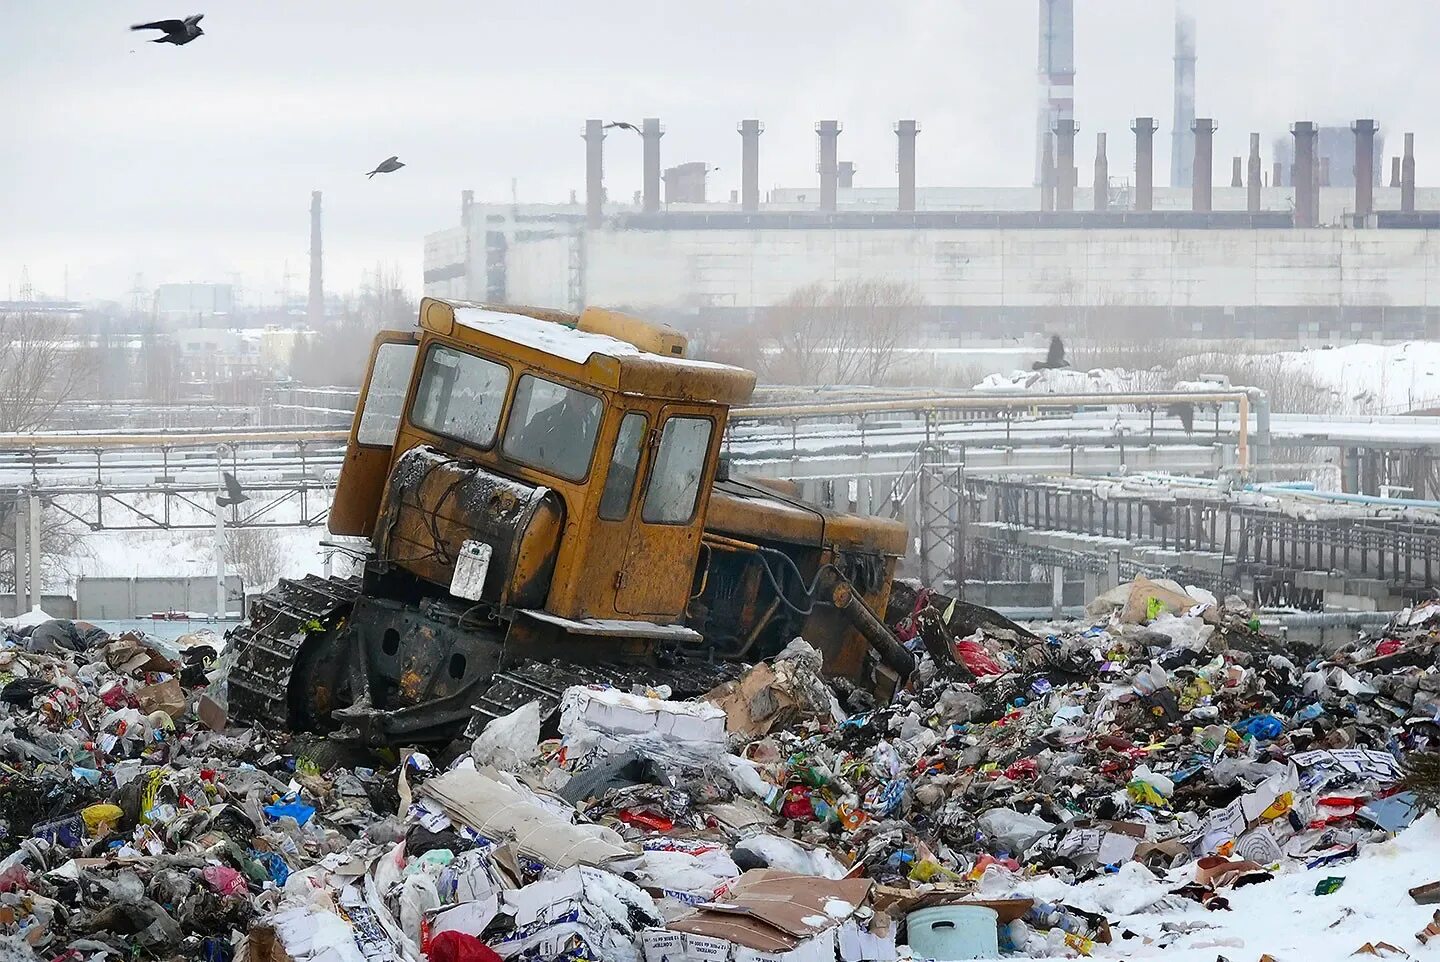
[137,678,186,720]
[667,869,872,952]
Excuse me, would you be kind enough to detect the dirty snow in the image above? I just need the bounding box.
[984,812,1440,960]
[973,368,1141,394]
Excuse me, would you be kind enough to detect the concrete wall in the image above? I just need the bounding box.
[0,595,78,619]
[76,576,245,620]
[505,227,1440,319]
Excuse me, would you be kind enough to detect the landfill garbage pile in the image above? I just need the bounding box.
[5,580,1440,961]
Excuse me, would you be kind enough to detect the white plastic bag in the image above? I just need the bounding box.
[470,700,542,771]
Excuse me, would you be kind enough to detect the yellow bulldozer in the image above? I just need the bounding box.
[226,298,915,744]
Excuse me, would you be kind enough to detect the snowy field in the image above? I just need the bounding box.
[1272,342,1440,412]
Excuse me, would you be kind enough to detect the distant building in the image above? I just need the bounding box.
[154,283,234,319]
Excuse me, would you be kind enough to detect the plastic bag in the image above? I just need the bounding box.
[428,931,504,962]
[955,636,1005,676]
[470,700,541,771]
[977,808,1053,853]
[398,872,440,947]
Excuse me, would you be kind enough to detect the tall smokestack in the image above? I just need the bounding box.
[1094,132,1108,211]
[1352,120,1376,221]
[1230,157,1242,188]
[1171,2,1197,187]
[1054,119,1078,210]
[1191,119,1215,211]
[817,120,841,211]
[895,120,918,212]
[1274,160,1283,187]
[739,120,762,211]
[1391,156,1401,188]
[1040,132,1056,211]
[1292,121,1317,227]
[1403,133,1417,212]
[1133,116,1157,211]
[307,191,323,325]
[1036,0,1075,187]
[1247,133,1262,212]
[584,119,604,228]
[838,161,856,189]
[641,118,663,213]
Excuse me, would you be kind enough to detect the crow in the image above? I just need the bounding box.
[1031,335,1070,371]
[217,471,249,507]
[131,14,204,45]
[604,121,642,134]
[366,156,405,178]
[1166,401,1196,434]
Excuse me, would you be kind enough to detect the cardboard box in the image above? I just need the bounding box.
[668,870,872,958]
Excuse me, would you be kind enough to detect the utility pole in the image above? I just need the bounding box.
[214,447,228,619]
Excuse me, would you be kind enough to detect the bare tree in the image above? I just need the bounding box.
[290,263,417,387]
[0,313,97,432]
[758,279,925,386]
[226,527,286,591]
[0,499,89,596]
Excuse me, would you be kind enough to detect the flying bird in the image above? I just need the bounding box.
[1166,401,1196,434]
[366,156,405,179]
[604,121,642,134]
[217,471,249,508]
[1032,335,1070,371]
[131,14,205,45]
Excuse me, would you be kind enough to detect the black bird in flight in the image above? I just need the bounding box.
[366,156,406,179]
[217,471,249,508]
[604,121,642,134]
[1032,335,1071,371]
[131,14,205,45]
[1166,401,1196,434]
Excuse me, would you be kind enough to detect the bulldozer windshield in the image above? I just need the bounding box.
[501,373,604,482]
[411,344,509,449]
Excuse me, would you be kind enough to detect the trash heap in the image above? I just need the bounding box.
[4,578,1440,961]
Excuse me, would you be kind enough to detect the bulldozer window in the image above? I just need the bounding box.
[599,411,647,520]
[410,344,510,448]
[502,374,603,482]
[357,342,418,446]
[642,416,713,524]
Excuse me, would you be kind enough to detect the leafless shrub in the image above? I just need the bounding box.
[755,279,926,386]
[0,499,89,594]
[227,527,286,591]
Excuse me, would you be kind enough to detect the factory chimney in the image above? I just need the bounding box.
[1391,156,1401,188]
[307,191,323,325]
[1093,133,1108,211]
[1191,118,1215,211]
[1402,133,1417,212]
[738,120,763,212]
[817,120,841,211]
[1352,120,1376,222]
[1230,157,1242,189]
[1171,2,1197,188]
[1054,119,1078,210]
[1247,134,1262,212]
[838,162,856,189]
[895,120,918,212]
[1273,161,1283,188]
[1292,121,1317,227]
[584,119,605,228]
[642,118,663,214]
[1132,117,1158,211]
[1040,133,1056,211]
[1035,0,1075,187]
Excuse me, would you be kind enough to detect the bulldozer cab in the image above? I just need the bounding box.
[331,298,756,625]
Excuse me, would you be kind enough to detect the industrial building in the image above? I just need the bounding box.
[424,3,1440,342]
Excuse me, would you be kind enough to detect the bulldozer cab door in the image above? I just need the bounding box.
[615,406,718,617]
[330,331,420,537]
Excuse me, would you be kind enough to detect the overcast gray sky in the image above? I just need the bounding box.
[3,1,1435,306]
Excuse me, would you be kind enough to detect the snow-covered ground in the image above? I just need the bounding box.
[987,812,1440,960]
[1272,342,1440,412]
